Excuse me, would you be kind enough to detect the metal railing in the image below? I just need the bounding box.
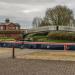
[24,26,75,33]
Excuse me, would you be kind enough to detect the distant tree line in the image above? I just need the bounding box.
[32,5,75,28]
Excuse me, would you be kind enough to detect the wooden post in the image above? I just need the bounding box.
[12,47,15,59]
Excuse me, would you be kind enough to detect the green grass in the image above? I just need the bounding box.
[26,32,75,43]
[32,35,74,42]
[0,37,15,41]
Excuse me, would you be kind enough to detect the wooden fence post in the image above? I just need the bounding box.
[12,47,15,59]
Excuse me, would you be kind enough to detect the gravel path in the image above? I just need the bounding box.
[0,59,75,75]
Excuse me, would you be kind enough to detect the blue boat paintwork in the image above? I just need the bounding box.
[0,42,75,50]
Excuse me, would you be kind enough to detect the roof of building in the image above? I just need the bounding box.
[0,18,20,27]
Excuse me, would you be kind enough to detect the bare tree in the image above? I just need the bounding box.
[40,17,51,26]
[45,5,74,26]
[32,17,42,28]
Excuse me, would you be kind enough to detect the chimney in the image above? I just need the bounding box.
[5,18,10,23]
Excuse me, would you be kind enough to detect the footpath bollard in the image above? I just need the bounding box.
[12,47,15,59]
[64,44,68,51]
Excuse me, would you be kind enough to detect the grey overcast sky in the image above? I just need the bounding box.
[0,0,74,29]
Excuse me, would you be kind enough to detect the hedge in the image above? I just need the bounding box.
[48,32,75,41]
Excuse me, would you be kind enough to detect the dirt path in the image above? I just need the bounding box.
[0,48,42,58]
[1,48,75,61]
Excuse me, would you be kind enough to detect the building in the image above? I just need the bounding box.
[0,18,23,41]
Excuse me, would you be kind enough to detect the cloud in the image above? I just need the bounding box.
[23,9,42,13]
[0,0,56,4]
